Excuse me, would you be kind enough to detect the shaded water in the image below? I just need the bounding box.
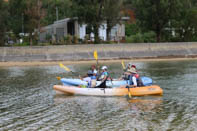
[0,60,197,130]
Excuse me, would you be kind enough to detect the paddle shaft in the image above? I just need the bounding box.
[128,86,132,98]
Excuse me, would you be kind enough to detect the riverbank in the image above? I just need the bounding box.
[0,42,197,66]
[0,57,197,67]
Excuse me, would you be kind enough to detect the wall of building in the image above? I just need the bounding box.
[39,18,126,42]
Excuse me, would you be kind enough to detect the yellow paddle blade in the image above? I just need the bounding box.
[59,63,71,72]
[128,92,132,98]
[121,60,126,70]
[94,50,98,60]
[56,76,61,80]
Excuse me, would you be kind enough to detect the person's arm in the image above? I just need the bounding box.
[124,72,131,75]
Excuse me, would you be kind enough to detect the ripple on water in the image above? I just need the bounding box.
[1,60,197,130]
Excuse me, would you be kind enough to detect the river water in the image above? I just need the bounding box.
[0,60,197,130]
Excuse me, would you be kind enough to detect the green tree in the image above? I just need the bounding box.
[171,0,197,41]
[103,0,123,41]
[0,0,9,46]
[8,0,26,36]
[132,0,176,42]
[42,0,72,25]
[72,0,105,43]
[25,0,46,45]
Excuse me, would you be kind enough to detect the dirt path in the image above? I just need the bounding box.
[0,57,196,67]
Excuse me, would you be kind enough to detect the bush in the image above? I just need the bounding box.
[23,36,30,44]
[192,35,197,41]
[132,33,144,43]
[126,31,157,43]
[65,35,72,44]
[59,37,66,45]
[73,35,79,44]
[84,35,89,44]
[125,23,140,36]
[126,33,144,43]
[143,31,156,43]
[13,42,29,46]
[45,33,52,42]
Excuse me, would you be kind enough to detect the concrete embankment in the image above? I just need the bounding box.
[0,42,197,62]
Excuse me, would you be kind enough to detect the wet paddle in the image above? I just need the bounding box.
[122,61,132,98]
[126,85,132,98]
[94,50,99,72]
[94,50,98,65]
[56,76,61,80]
[59,63,78,75]
[57,63,78,81]
[121,60,126,70]
[59,63,71,72]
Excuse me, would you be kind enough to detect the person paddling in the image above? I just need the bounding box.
[126,67,143,88]
[96,66,109,88]
[80,65,98,88]
[120,63,136,80]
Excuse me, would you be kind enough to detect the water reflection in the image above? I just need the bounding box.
[128,97,163,112]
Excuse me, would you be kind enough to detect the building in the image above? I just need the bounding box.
[39,17,129,43]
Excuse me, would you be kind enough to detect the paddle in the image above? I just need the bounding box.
[121,60,126,70]
[126,85,132,98]
[94,50,98,68]
[57,63,72,81]
[93,51,113,87]
[59,63,78,76]
[56,76,61,80]
[59,63,71,72]
[122,61,132,98]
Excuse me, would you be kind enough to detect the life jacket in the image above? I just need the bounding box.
[96,71,109,88]
[128,75,136,85]
[87,70,93,77]
[128,74,143,87]
[134,74,140,79]
[88,69,98,78]
[88,75,97,88]
[91,75,97,79]
[99,71,109,80]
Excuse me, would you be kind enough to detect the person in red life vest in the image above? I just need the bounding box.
[127,67,138,87]
[131,64,140,79]
[126,67,143,87]
[120,63,137,80]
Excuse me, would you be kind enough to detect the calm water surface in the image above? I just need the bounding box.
[0,60,197,130]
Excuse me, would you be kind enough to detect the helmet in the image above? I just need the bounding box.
[101,66,107,70]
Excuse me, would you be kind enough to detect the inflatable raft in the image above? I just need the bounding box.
[53,85,163,96]
[61,76,153,87]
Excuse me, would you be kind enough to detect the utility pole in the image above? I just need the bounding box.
[22,13,24,34]
[56,6,59,21]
